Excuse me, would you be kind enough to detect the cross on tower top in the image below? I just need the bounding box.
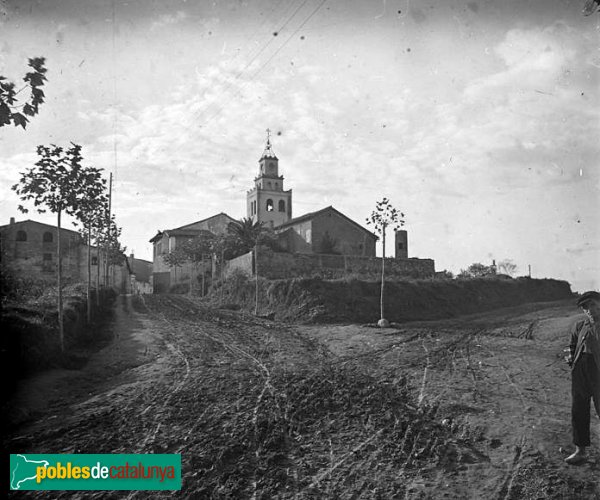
[261,128,277,160]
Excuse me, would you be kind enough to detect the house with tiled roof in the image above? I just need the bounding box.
[0,217,130,291]
[149,213,237,293]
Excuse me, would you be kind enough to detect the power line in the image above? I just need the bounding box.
[199,0,328,128]
[192,0,312,124]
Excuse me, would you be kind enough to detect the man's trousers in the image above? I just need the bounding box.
[572,353,600,447]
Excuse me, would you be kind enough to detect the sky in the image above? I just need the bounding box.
[0,0,598,292]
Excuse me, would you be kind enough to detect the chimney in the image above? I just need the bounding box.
[130,253,134,261]
[10,217,15,225]
[395,230,408,259]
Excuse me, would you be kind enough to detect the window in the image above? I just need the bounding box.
[266,199,274,212]
[43,253,52,261]
[397,243,404,249]
[91,256,98,265]
[278,200,285,212]
[16,230,27,242]
[43,231,53,242]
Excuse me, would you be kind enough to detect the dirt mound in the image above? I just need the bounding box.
[211,276,573,323]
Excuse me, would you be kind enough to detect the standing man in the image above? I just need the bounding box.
[565,291,600,465]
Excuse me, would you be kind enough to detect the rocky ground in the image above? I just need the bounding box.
[5,294,600,499]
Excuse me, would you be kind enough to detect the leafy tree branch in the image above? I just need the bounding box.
[0,57,47,129]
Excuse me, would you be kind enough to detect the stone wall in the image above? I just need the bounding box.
[1,220,130,291]
[224,248,435,281]
[224,251,254,277]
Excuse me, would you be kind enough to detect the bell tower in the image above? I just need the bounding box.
[247,129,292,227]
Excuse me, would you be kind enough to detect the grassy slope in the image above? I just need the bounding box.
[214,276,573,323]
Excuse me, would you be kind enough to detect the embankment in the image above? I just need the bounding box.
[213,276,573,323]
[1,287,117,403]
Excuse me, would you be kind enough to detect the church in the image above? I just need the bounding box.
[150,133,417,292]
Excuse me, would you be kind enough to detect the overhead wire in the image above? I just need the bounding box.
[185,0,294,122]
[192,0,311,124]
[198,0,329,129]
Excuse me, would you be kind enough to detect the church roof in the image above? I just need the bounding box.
[0,218,80,237]
[175,213,237,231]
[149,213,236,243]
[277,206,377,240]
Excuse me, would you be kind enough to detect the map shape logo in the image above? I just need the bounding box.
[8,453,182,490]
[10,454,50,490]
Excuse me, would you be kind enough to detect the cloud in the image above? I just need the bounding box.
[465,23,577,98]
[150,11,188,30]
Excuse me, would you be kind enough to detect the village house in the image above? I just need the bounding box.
[0,217,135,292]
[149,213,237,293]
[126,253,153,294]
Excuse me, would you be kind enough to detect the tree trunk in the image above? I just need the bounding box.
[220,249,225,302]
[96,244,101,307]
[380,225,386,321]
[87,225,92,323]
[105,247,109,287]
[254,244,259,316]
[202,257,206,297]
[57,210,64,352]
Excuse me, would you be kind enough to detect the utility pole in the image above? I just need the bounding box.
[528,264,531,278]
[105,172,112,287]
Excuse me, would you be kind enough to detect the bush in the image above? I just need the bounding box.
[228,268,250,288]
[169,283,190,294]
[0,264,47,303]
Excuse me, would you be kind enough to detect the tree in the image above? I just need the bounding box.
[0,57,47,129]
[163,234,215,295]
[366,198,405,327]
[104,221,126,286]
[12,144,86,351]
[458,262,496,279]
[209,234,232,299]
[437,269,455,280]
[497,259,517,277]
[228,218,268,315]
[74,167,108,322]
[583,0,600,16]
[90,201,109,305]
[162,245,188,281]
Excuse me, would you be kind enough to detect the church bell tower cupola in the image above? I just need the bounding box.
[247,129,293,227]
[259,130,279,178]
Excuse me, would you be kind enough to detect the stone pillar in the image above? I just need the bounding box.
[395,230,408,259]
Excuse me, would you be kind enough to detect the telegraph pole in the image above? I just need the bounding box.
[105,172,113,287]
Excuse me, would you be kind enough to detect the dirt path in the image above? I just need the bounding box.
[298,301,600,498]
[6,296,600,499]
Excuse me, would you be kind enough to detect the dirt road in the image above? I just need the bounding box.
[6,295,599,499]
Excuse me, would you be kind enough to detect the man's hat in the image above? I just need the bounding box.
[577,291,600,307]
